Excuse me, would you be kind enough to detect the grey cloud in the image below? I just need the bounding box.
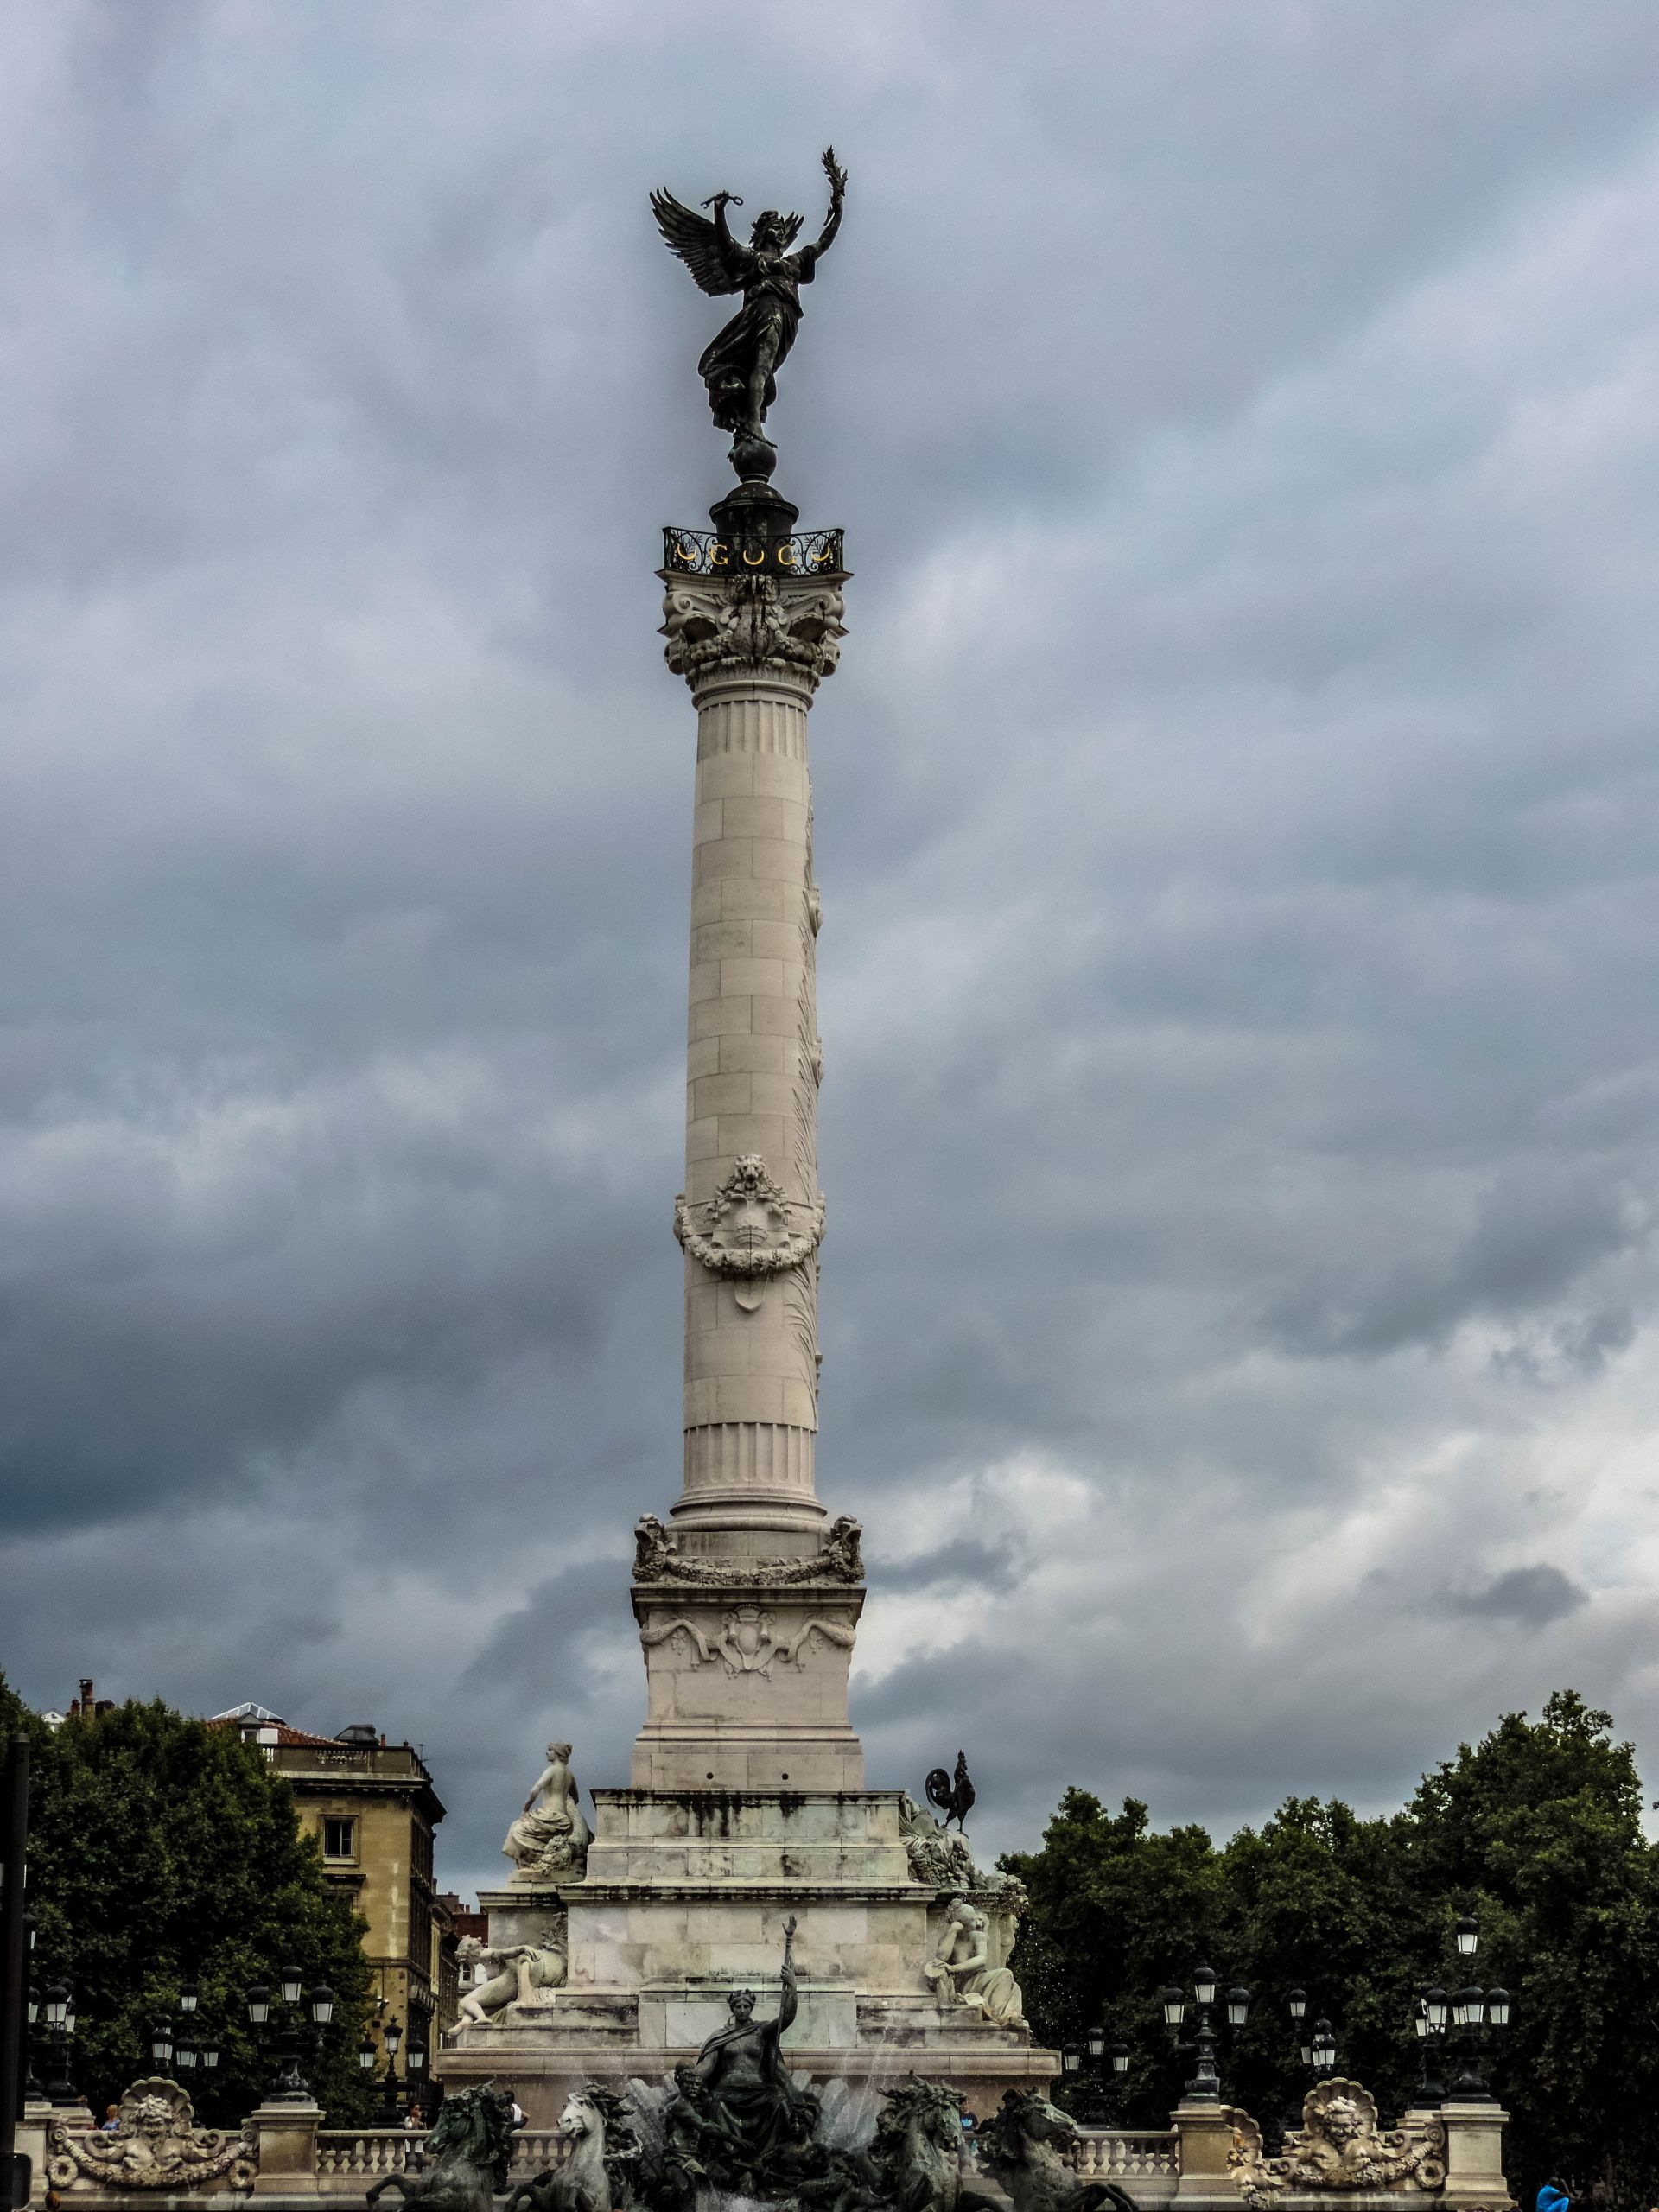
[1447,1565,1589,1627]
[6,0,1659,1893]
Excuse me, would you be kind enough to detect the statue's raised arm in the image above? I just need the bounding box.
[651,149,849,477]
[812,147,847,259]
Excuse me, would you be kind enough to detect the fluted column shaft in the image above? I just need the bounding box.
[676,659,824,1556]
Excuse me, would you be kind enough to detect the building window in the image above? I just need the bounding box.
[323,1816,357,1861]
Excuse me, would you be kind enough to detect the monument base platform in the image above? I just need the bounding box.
[438,1788,1058,2125]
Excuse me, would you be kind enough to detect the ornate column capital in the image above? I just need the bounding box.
[659,570,847,696]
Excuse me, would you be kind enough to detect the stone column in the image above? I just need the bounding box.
[626,553,861,1793]
[662,565,848,1565]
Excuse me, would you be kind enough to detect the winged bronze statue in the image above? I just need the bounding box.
[652,148,847,467]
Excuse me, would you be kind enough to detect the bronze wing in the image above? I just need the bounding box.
[650,189,744,297]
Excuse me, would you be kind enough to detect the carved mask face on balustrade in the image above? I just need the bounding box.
[1319,2100,1365,2148]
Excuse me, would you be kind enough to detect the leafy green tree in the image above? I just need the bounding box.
[1402,1690,1659,2207]
[1009,1691,1659,2212]
[1,1676,373,2125]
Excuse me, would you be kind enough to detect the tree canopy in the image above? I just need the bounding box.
[1006,1691,1659,2210]
[1,1677,373,2125]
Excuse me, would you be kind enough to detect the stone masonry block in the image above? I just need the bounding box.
[744,1071,798,1118]
[751,836,806,882]
[717,1033,794,1074]
[694,751,756,801]
[692,1072,753,1116]
[719,796,805,842]
[710,1114,788,1160]
[691,920,753,963]
[692,800,724,846]
[690,996,752,1039]
[748,995,799,1037]
[694,839,754,884]
[719,957,785,999]
[752,753,810,799]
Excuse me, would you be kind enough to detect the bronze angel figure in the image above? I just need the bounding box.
[652,148,847,453]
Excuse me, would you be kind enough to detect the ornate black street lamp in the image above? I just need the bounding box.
[43,1981,79,2107]
[1411,1917,1510,2105]
[378,2017,404,2125]
[245,1968,335,2101]
[1279,1991,1338,2139]
[22,1986,44,2101]
[1060,2024,1129,2126]
[1163,1965,1250,2103]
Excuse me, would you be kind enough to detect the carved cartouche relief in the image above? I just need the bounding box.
[48,2080,257,2193]
[675,1154,825,1292]
[1230,2082,1446,2208]
[640,1603,856,1679]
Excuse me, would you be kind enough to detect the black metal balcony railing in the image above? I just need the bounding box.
[663,527,845,578]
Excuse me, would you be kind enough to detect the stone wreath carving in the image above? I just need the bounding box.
[640,1603,856,1680]
[1230,2082,1446,2208]
[48,2079,257,2193]
[675,1155,825,1290]
[661,573,847,683]
[633,1513,864,1586]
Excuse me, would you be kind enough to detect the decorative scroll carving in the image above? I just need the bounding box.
[633,1512,864,1586]
[661,574,847,683]
[640,1604,855,1680]
[675,1155,825,1280]
[48,2080,257,2192]
[1230,2083,1446,2209]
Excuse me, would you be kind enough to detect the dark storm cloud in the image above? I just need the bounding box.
[6,0,1659,1890]
[1448,1565,1590,1626]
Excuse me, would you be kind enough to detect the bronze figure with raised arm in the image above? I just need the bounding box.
[692,1916,817,2177]
[652,149,847,463]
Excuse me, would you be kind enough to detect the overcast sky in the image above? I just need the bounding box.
[7,0,1659,1899]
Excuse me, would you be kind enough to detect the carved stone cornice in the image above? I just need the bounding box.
[632,1512,864,1586]
[660,572,846,688]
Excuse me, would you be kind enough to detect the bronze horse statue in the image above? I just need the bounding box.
[366,2083,518,2212]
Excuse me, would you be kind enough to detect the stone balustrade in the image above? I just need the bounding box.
[1072,2129,1181,2177]
[314,2129,570,2195]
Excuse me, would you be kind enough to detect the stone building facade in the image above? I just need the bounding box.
[212,1707,449,2042]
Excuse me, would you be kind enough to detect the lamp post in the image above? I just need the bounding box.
[1162,1965,1250,2104]
[1060,2024,1129,2126]
[1280,1989,1338,2139]
[22,1987,43,2102]
[404,2029,428,2124]
[378,2017,404,2126]
[246,1968,334,2102]
[43,1982,79,2107]
[1412,1917,1510,2106]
